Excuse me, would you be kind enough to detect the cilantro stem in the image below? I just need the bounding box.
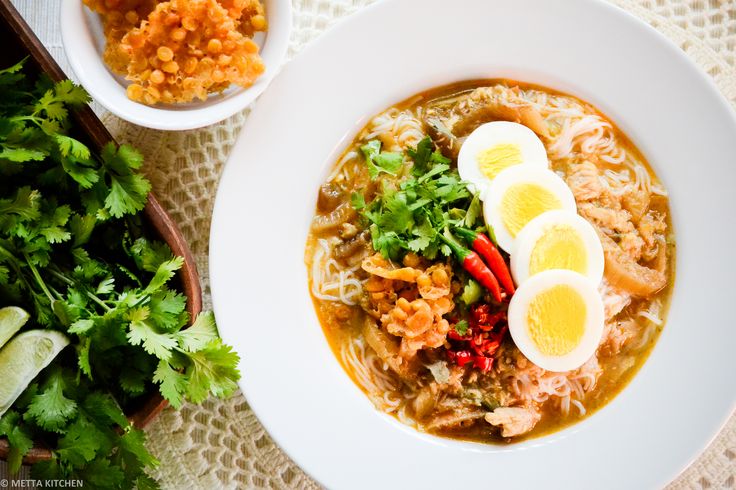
[47,268,112,312]
[0,244,16,263]
[46,268,73,286]
[86,292,112,312]
[0,245,36,295]
[22,252,55,304]
[9,115,42,127]
[48,284,64,300]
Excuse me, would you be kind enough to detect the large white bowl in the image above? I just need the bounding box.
[60,0,291,130]
[210,0,736,488]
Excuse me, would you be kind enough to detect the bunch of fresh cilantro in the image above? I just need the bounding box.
[352,137,482,261]
[0,60,239,488]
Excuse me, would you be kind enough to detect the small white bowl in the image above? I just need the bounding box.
[60,0,291,130]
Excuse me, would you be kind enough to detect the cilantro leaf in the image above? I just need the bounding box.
[149,290,187,331]
[176,311,218,352]
[144,256,184,294]
[77,458,125,488]
[357,137,474,262]
[0,411,34,473]
[128,237,174,272]
[81,393,129,429]
[0,63,240,487]
[0,186,41,220]
[51,79,91,106]
[127,309,178,361]
[0,146,46,162]
[118,427,159,476]
[407,136,433,174]
[68,214,96,247]
[100,143,150,217]
[69,318,95,335]
[105,173,150,218]
[0,58,26,77]
[409,136,450,175]
[360,140,380,161]
[30,460,64,481]
[153,360,187,409]
[77,337,92,379]
[370,225,404,260]
[464,194,481,227]
[360,140,404,179]
[407,216,435,252]
[57,419,102,467]
[374,152,403,173]
[351,192,366,210]
[26,370,78,432]
[55,134,90,160]
[378,191,412,232]
[119,368,148,395]
[61,157,99,189]
[34,90,67,122]
[454,320,469,336]
[185,341,240,403]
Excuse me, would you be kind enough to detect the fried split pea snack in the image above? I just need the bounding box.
[83,0,267,105]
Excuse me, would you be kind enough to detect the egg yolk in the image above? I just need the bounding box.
[500,183,562,237]
[529,224,587,276]
[476,144,523,180]
[527,284,586,356]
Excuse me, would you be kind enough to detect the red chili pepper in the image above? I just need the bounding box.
[470,304,504,332]
[454,350,473,367]
[472,303,491,323]
[473,356,494,372]
[470,340,486,356]
[448,328,470,341]
[479,314,505,331]
[447,304,508,373]
[455,227,515,296]
[440,231,503,302]
[482,340,501,357]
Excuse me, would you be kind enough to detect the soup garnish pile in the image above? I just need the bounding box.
[306,81,674,442]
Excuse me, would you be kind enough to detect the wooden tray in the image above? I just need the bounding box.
[0,0,202,464]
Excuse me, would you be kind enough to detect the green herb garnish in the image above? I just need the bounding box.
[355,137,474,261]
[360,140,404,180]
[453,320,469,336]
[0,60,239,488]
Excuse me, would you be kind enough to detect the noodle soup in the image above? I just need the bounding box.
[306,80,674,443]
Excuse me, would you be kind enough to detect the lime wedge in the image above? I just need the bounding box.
[0,307,30,350]
[0,330,69,418]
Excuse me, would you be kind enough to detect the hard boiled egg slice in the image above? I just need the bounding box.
[483,165,577,252]
[511,210,604,286]
[508,269,605,372]
[458,121,548,197]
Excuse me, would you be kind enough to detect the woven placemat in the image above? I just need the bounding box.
[5,0,736,488]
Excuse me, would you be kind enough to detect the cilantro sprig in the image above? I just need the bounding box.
[353,137,482,261]
[360,140,404,180]
[0,60,239,488]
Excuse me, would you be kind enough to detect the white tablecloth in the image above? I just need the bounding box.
[2,0,735,488]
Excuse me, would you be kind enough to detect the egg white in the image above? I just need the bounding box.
[483,166,577,253]
[507,269,605,372]
[511,210,604,286]
[457,121,548,198]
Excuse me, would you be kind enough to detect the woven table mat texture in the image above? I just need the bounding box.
[4,0,736,488]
